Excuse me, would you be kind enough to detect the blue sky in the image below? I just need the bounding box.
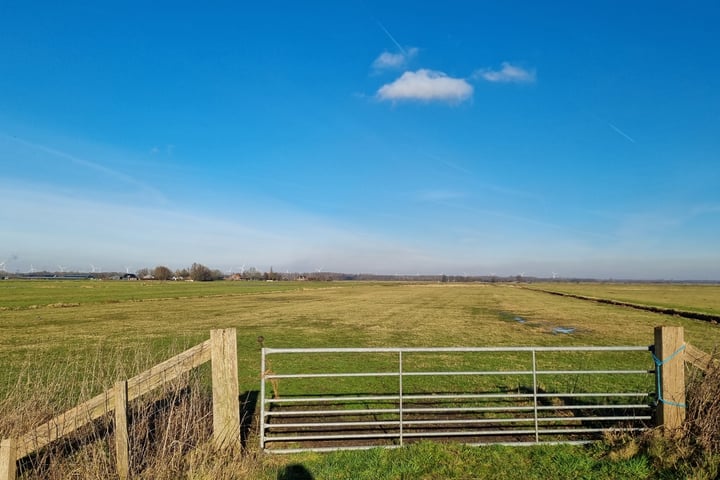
[1,1,719,279]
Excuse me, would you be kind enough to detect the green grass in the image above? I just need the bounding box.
[0,278,326,309]
[1,279,719,479]
[526,282,720,316]
[264,442,652,480]
[2,279,718,404]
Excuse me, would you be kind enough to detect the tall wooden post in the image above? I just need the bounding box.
[211,328,241,450]
[654,326,685,431]
[0,438,16,480]
[114,380,130,480]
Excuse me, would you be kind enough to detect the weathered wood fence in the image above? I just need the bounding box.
[0,328,240,480]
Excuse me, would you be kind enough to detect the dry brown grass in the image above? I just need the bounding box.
[683,350,720,458]
[0,364,264,480]
[0,348,266,479]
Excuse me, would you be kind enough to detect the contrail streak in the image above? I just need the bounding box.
[3,133,167,201]
[376,20,407,56]
[607,122,636,143]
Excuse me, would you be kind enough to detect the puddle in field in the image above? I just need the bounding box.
[499,312,577,335]
[499,312,528,323]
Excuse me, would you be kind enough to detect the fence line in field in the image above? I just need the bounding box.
[0,326,713,478]
[0,328,240,480]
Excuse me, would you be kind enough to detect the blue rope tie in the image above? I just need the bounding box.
[651,344,687,408]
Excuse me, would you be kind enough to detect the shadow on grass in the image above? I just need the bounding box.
[240,390,259,449]
[277,463,314,480]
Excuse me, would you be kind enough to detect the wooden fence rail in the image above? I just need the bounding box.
[685,343,718,373]
[0,328,239,480]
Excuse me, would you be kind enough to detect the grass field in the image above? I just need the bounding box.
[524,282,720,317]
[1,279,719,479]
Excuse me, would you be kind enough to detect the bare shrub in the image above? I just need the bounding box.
[632,349,720,479]
[684,352,720,457]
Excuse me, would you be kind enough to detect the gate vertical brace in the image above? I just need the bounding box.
[398,350,404,447]
[260,347,266,450]
[532,350,539,443]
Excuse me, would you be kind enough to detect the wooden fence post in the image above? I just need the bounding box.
[114,380,130,480]
[0,438,16,480]
[211,328,241,450]
[654,326,686,431]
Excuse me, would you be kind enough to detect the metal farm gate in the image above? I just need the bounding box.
[260,346,655,453]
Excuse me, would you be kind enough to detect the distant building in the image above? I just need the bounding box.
[121,273,138,280]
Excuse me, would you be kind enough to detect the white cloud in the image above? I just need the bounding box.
[377,69,473,103]
[475,62,536,83]
[372,47,419,70]
[373,51,406,69]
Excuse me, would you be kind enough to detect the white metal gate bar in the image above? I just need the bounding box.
[260,345,653,453]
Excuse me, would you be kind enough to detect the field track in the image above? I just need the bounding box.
[527,287,720,324]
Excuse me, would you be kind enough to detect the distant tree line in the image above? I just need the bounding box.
[134,263,223,282]
[6,265,592,284]
[132,263,288,282]
[131,267,543,283]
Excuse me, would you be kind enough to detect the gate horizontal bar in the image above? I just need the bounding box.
[267,395,400,404]
[266,391,651,405]
[266,425,649,444]
[264,346,650,354]
[265,403,652,418]
[267,415,653,431]
[267,408,398,416]
[268,420,399,428]
[402,427,647,438]
[266,369,651,380]
[268,372,398,379]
